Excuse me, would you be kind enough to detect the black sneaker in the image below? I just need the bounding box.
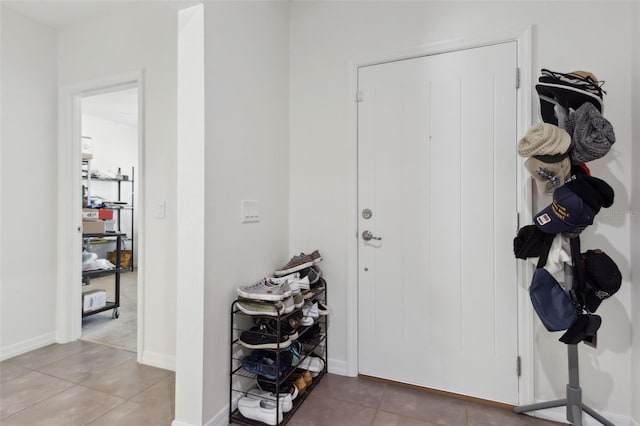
[298,266,322,285]
[256,375,300,400]
[298,323,323,345]
[255,317,299,341]
[239,324,291,349]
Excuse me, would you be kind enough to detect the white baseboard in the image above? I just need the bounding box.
[529,404,633,426]
[205,405,229,426]
[328,357,348,376]
[0,332,55,361]
[141,350,176,371]
[631,416,639,426]
[171,421,192,426]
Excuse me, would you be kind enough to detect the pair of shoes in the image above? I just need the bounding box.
[311,299,330,316]
[302,250,323,265]
[298,352,325,375]
[255,318,299,341]
[236,298,285,317]
[256,375,299,401]
[299,265,322,285]
[269,275,304,309]
[237,278,291,302]
[237,396,283,426]
[275,254,315,276]
[241,350,291,380]
[287,375,307,395]
[246,387,293,412]
[298,324,324,346]
[289,369,312,387]
[239,323,291,349]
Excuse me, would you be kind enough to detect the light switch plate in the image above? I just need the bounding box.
[242,200,260,223]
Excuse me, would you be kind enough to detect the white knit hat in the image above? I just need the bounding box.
[518,123,571,157]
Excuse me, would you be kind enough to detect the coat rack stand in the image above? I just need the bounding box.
[514,265,615,426]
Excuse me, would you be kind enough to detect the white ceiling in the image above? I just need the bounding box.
[82,87,139,127]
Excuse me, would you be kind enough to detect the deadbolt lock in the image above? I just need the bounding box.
[362,209,373,219]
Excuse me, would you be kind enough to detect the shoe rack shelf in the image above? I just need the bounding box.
[229,283,328,426]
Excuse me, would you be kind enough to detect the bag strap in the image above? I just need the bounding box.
[536,233,555,269]
[570,236,586,308]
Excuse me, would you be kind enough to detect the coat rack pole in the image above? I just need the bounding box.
[514,265,615,426]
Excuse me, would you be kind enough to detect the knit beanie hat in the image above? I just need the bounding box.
[518,123,571,157]
[565,102,615,163]
[513,225,548,259]
[563,175,614,214]
[525,156,571,195]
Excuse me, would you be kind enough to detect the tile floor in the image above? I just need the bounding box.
[0,341,174,425]
[1,341,564,426]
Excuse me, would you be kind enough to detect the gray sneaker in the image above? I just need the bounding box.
[302,250,322,265]
[236,298,285,316]
[237,278,292,301]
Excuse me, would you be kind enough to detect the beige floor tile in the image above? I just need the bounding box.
[80,357,171,399]
[130,374,175,407]
[8,341,96,370]
[379,383,468,425]
[288,392,377,426]
[0,385,125,426]
[373,410,441,426]
[0,360,30,384]
[314,373,386,409]
[86,400,174,426]
[0,371,74,419]
[36,344,134,383]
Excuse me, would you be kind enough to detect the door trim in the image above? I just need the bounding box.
[57,71,146,363]
[346,27,533,404]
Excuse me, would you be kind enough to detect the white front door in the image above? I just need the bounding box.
[357,42,519,404]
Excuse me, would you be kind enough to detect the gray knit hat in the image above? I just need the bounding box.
[518,123,571,157]
[565,102,615,163]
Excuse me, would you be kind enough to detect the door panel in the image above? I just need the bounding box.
[357,42,518,404]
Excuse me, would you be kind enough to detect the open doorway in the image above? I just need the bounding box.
[79,85,139,352]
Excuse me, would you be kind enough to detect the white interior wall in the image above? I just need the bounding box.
[0,7,58,359]
[82,114,138,258]
[631,3,640,424]
[289,1,635,420]
[57,3,178,368]
[201,2,290,423]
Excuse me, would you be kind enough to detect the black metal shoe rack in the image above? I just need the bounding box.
[229,280,328,426]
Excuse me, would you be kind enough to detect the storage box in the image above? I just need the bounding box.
[82,289,106,313]
[82,220,106,234]
[83,208,113,220]
[82,137,93,160]
[107,250,132,268]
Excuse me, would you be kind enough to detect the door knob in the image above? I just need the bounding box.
[362,230,382,241]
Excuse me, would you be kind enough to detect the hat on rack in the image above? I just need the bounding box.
[534,175,614,234]
[513,225,548,259]
[535,69,605,125]
[518,123,571,158]
[580,249,622,313]
[559,314,602,345]
[564,102,616,163]
[563,175,614,214]
[534,186,595,234]
[525,156,571,195]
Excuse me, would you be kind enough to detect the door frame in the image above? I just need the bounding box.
[345,28,534,404]
[57,71,145,363]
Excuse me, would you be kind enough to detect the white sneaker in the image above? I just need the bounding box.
[300,316,314,326]
[302,301,319,319]
[298,354,325,373]
[269,276,303,308]
[246,387,293,412]
[237,396,283,425]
